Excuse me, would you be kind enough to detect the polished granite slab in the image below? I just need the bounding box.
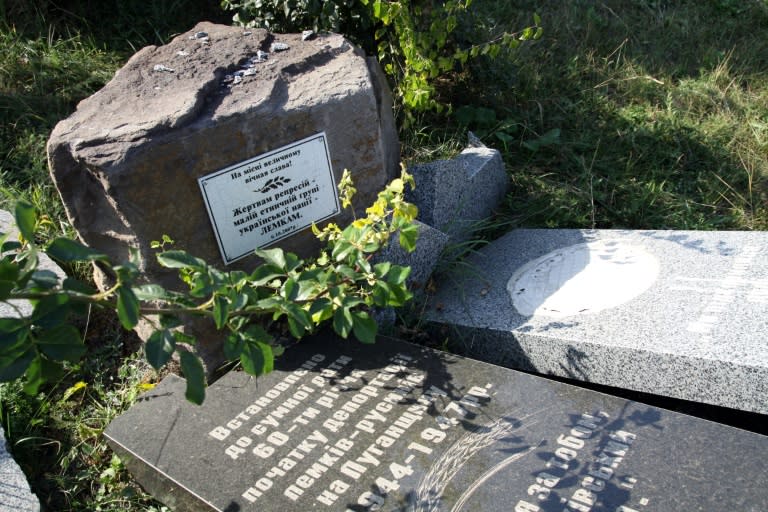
[105,333,768,511]
[426,229,768,414]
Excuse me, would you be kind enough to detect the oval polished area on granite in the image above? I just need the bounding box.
[507,239,660,318]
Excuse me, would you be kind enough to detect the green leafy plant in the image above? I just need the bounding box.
[220,0,375,44]
[362,0,541,114]
[0,170,419,405]
[453,105,521,151]
[221,0,542,114]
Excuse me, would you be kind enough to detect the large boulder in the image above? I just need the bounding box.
[47,22,399,372]
[47,21,399,290]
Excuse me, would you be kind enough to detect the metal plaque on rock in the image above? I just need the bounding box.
[199,133,340,264]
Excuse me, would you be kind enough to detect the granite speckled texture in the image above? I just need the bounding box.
[0,210,67,319]
[426,229,768,414]
[104,333,768,511]
[406,146,507,242]
[372,221,450,328]
[375,220,449,290]
[0,431,39,512]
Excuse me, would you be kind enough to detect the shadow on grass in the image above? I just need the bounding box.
[450,0,768,231]
[3,0,229,53]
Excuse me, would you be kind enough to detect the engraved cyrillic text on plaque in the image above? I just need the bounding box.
[199,133,339,264]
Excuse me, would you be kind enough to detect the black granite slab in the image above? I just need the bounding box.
[105,333,768,511]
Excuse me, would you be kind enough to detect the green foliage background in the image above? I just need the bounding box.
[221,0,541,113]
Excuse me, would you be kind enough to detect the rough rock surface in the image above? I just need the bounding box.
[47,22,399,289]
[47,23,399,372]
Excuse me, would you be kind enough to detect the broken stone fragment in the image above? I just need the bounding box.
[406,146,508,243]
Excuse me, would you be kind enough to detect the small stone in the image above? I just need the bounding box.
[242,68,257,77]
[301,30,315,41]
[467,130,486,148]
[152,64,174,73]
[250,50,269,64]
[242,31,252,36]
[190,31,208,40]
[176,50,189,57]
[270,42,289,52]
[232,75,243,85]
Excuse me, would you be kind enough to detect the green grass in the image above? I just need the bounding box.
[0,0,227,233]
[0,309,167,510]
[437,0,768,231]
[0,26,119,235]
[1,0,767,510]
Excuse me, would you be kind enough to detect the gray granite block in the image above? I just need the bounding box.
[372,221,450,330]
[0,430,39,512]
[375,220,450,290]
[104,333,768,511]
[425,228,768,414]
[407,146,507,241]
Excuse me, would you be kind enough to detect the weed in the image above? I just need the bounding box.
[0,26,119,237]
[0,310,164,510]
[401,120,466,163]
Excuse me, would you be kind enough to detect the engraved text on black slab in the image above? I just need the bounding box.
[205,352,645,512]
